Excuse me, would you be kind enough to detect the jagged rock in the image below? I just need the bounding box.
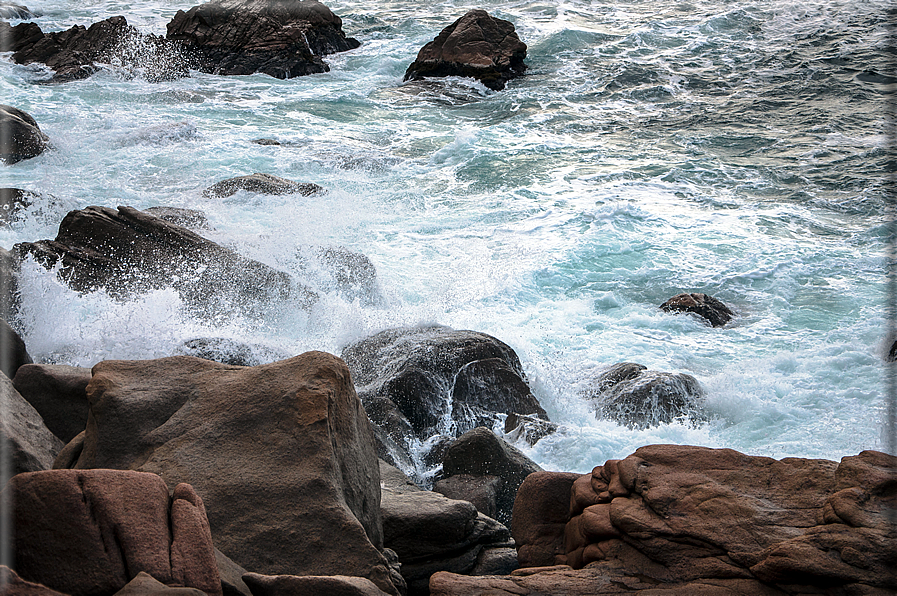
[4,470,221,596]
[242,573,392,596]
[403,10,526,91]
[166,0,360,78]
[660,292,734,327]
[0,373,62,473]
[0,17,187,83]
[12,205,317,316]
[176,337,290,367]
[203,173,324,198]
[0,3,34,19]
[12,363,91,442]
[61,352,401,596]
[0,566,68,596]
[142,207,211,230]
[583,362,704,429]
[0,106,49,164]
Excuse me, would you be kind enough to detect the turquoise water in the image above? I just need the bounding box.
[1,0,893,471]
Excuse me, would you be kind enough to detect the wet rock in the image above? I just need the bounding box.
[0,3,34,19]
[0,105,49,164]
[0,373,63,473]
[61,352,401,596]
[660,292,734,327]
[0,188,36,223]
[12,363,91,443]
[0,317,32,379]
[0,246,18,321]
[583,362,704,430]
[503,412,557,447]
[296,245,380,304]
[166,0,360,78]
[404,10,527,91]
[177,337,290,367]
[3,469,220,596]
[12,205,317,317]
[203,173,324,198]
[142,206,211,230]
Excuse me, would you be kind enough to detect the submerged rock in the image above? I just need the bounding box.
[166,0,360,78]
[0,105,49,164]
[404,10,527,91]
[203,173,324,198]
[660,292,734,327]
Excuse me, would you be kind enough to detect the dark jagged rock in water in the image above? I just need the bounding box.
[203,173,324,198]
[166,0,360,78]
[403,10,527,91]
[0,17,188,83]
[660,292,734,327]
[583,362,704,429]
[503,412,557,446]
[143,206,211,230]
[887,339,897,362]
[12,205,318,316]
[0,188,36,223]
[0,106,49,164]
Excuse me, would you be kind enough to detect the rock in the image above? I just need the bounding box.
[12,363,91,442]
[433,474,502,520]
[203,173,324,198]
[0,317,32,379]
[440,427,542,525]
[0,566,68,596]
[0,17,186,83]
[341,325,548,468]
[403,10,527,91]
[583,362,705,430]
[0,246,19,321]
[64,353,400,596]
[510,471,580,568]
[888,339,897,362]
[0,373,63,473]
[143,207,211,230]
[12,205,316,317]
[503,412,556,447]
[0,105,49,164]
[660,293,734,327]
[242,573,392,596]
[469,547,518,577]
[296,245,380,305]
[379,458,422,495]
[4,469,221,596]
[214,549,251,596]
[114,573,208,596]
[381,490,510,596]
[0,188,36,224]
[166,0,360,78]
[0,3,34,19]
[176,337,290,367]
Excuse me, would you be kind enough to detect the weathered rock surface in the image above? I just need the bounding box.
[203,173,324,198]
[142,207,211,230]
[341,325,547,469]
[62,352,400,596]
[0,17,186,83]
[166,0,360,78]
[12,205,316,316]
[12,363,91,442]
[582,362,705,429]
[0,317,32,379]
[242,573,392,596]
[510,471,580,568]
[403,10,527,91]
[439,427,542,525]
[660,292,734,327]
[0,105,49,164]
[114,572,208,596]
[4,469,221,596]
[0,566,68,596]
[0,373,63,473]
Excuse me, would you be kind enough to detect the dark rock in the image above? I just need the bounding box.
[503,412,557,447]
[113,572,208,596]
[452,358,546,432]
[242,573,393,596]
[0,246,18,321]
[470,547,518,576]
[63,353,401,596]
[0,17,187,83]
[0,566,68,596]
[433,474,502,519]
[660,292,734,327]
[888,339,897,362]
[379,458,422,495]
[251,138,281,145]
[143,207,211,230]
[441,427,542,526]
[0,373,63,473]
[584,363,705,430]
[177,337,290,367]
[203,173,324,198]
[4,469,221,596]
[510,471,580,568]
[0,105,48,164]
[214,549,251,596]
[0,3,35,19]
[403,10,527,91]
[12,363,91,443]
[12,205,317,317]
[166,0,360,78]
[0,317,32,379]
[296,245,380,305]
[0,188,36,223]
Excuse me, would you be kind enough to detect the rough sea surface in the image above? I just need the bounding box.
[1,0,894,472]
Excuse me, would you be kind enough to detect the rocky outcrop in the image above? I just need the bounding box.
[581,362,705,429]
[4,469,221,596]
[503,412,556,447]
[1,373,64,473]
[166,0,360,78]
[510,471,580,568]
[0,188,37,223]
[12,205,316,316]
[0,17,186,83]
[403,10,527,91]
[202,173,324,198]
[660,292,734,327]
[58,352,401,596]
[12,364,91,443]
[0,106,49,164]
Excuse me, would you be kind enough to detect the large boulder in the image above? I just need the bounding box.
[660,293,734,327]
[12,364,91,443]
[403,10,527,91]
[61,353,401,596]
[0,106,49,164]
[0,318,32,379]
[4,470,220,596]
[0,373,63,474]
[510,471,580,568]
[166,0,360,78]
[12,205,316,316]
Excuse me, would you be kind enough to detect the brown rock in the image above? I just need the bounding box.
[242,573,392,596]
[13,363,91,443]
[0,566,69,596]
[114,573,208,596]
[433,473,502,519]
[659,293,734,327]
[0,373,63,474]
[510,471,579,568]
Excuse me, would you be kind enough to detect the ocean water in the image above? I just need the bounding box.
[1,0,893,473]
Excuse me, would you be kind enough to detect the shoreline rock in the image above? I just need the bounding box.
[0,105,49,163]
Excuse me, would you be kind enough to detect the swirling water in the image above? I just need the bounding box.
[1,0,893,472]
